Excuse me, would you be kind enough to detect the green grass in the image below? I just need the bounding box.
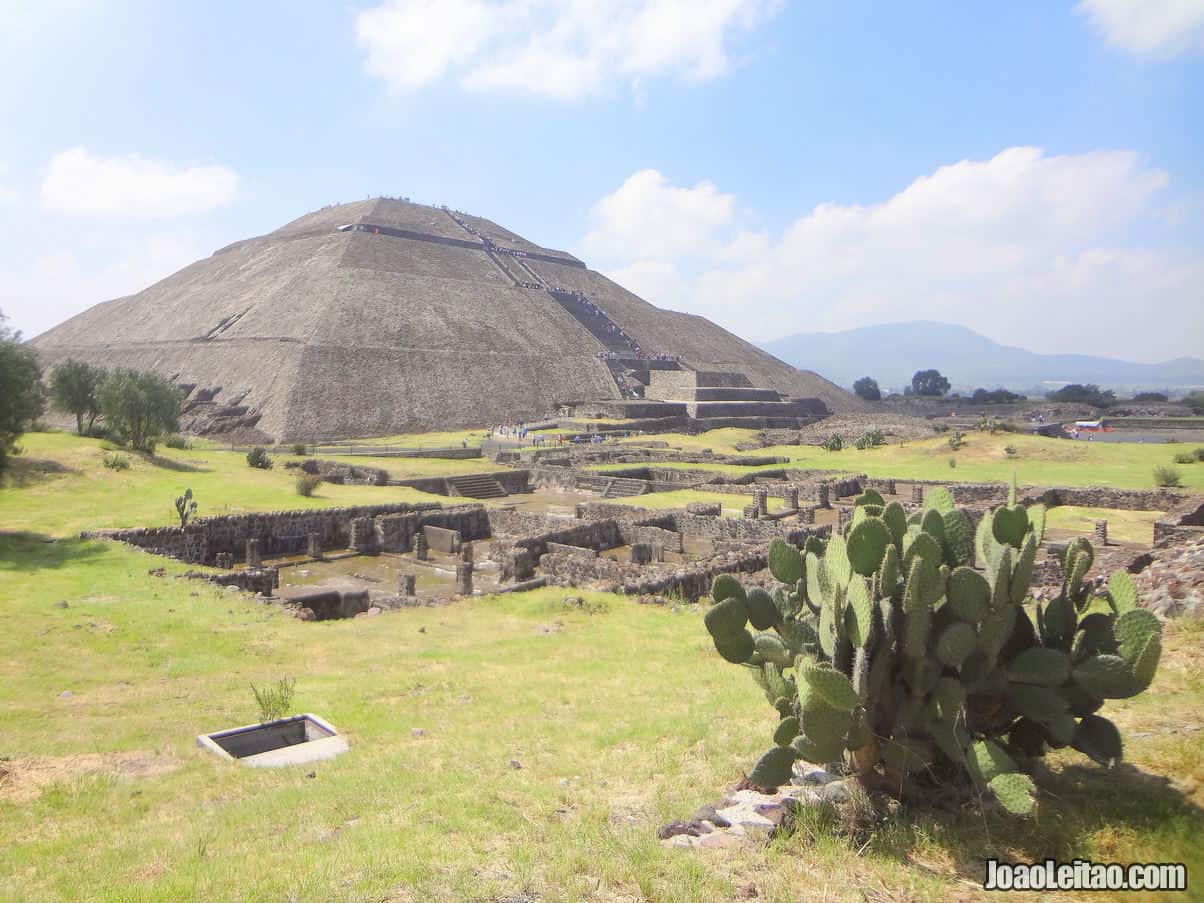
[0,433,470,537]
[2,430,1203,901]
[1044,507,1165,545]
[611,431,1204,491]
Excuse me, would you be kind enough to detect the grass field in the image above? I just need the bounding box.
[2,431,1203,901]
[1045,507,1165,545]
[604,432,1204,491]
[0,433,473,537]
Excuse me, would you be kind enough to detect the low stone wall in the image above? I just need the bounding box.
[85,501,485,565]
[622,524,685,553]
[540,546,775,601]
[423,524,462,553]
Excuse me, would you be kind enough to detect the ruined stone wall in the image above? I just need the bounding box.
[85,501,486,565]
[540,546,772,601]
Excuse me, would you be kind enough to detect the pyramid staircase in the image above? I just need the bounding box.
[447,474,509,499]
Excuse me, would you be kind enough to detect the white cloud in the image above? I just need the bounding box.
[41,147,238,217]
[1077,0,1204,57]
[581,148,1204,362]
[579,168,736,259]
[356,0,782,99]
[0,235,204,339]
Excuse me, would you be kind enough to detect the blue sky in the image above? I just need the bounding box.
[0,0,1201,361]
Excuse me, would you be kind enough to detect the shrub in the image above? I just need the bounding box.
[251,678,296,723]
[1153,465,1182,488]
[854,429,885,450]
[947,430,965,450]
[822,434,844,452]
[291,443,307,456]
[1195,447,1204,462]
[295,474,321,497]
[300,458,320,475]
[1003,445,1019,459]
[246,446,273,469]
[164,434,191,450]
[947,457,957,469]
[102,453,129,471]
[1173,453,1196,465]
[702,488,1161,816]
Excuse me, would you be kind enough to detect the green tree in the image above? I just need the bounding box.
[97,369,183,453]
[0,311,45,477]
[1183,391,1204,415]
[911,369,951,397]
[1046,383,1116,407]
[852,376,881,401]
[50,359,106,435]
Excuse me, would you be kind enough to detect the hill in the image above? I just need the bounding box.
[764,321,1204,394]
[30,199,859,440]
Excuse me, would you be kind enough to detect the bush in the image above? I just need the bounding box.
[300,458,320,475]
[291,443,307,456]
[251,678,296,723]
[102,453,130,471]
[164,434,191,450]
[947,430,965,450]
[295,474,321,497]
[1003,445,1019,459]
[947,457,957,469]
[701,490,1161,816]
[822,434,844,452]
[1195,447,1204,462]
[1153,465,1182,488]
[246,446,273,469]
[854,429,885,450]
[1173,453,1196,465]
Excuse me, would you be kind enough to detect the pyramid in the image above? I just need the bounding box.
[31,198,863,440]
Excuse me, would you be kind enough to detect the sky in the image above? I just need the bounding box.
[0,0,1201,362]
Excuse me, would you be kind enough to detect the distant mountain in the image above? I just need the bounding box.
[764,322,1204,395]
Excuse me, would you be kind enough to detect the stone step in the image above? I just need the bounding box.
[449,476,508,498]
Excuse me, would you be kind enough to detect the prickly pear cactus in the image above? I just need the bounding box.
[706,488,1160,816]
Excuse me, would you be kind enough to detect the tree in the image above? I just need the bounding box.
[911,369,951,397]
[97,368,183,453]
[1183,391,1204,415]
[1046,384,1116,407]
[0,311,45,478]
[50,359,106,435]
[971,387,1024,405]
[852,376,881,401]
[1131,391,1168,403]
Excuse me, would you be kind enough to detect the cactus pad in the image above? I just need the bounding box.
[768,538,805,586]
[988,772,1036,815]
[847,517,893,577]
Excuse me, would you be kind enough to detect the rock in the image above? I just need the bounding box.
[53,601,69,609]
[811,781,851,804]
[58,690,73,699]
[418,627,426,634]
[508,759,522,769]
[657,820,703,840]
[698,831,749,849]
[295,608,316,621]
[366,606,382,615]
[411,728,425,738]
